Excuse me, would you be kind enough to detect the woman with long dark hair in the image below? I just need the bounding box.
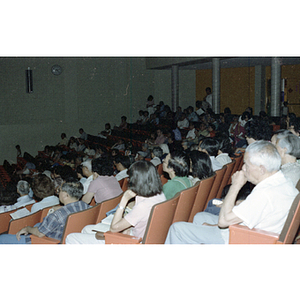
[66,160,166,244]
[188,150,214,186]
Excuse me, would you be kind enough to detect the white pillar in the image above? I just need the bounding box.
[171,65,179,112]
[271,57,281,116]
[254,65,266,115]
[212,58,220,114]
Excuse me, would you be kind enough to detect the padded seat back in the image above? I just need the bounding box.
[216,160,235,198]
[172,183,200,223]
[188,174,216,222]
[206,166,227,207]
[142,193,180,244]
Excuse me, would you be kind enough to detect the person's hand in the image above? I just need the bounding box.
[119,189,137,208]
[231,170,247,188]
[235,200,244,206]
[16,227,29,241]
[95,231,105,240]
[123,189,137,201]
[202,223,218,226]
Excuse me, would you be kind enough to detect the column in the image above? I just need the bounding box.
[171,65,179,112]
[254,65,266,114]
[212,58,220,114]
[271,57,281,116]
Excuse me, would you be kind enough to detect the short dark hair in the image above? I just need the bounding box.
[113,155,131,169]
[199,137,219,157]
[92,157,114,176]
[215,133,234,155]
[61,181,83,200]
[128,160,162,197]
[208,123,215,131]
[196,100,202,109]
[32,174,55,201]
[245,118,273,141]
[241,111,251,120]
[168,151,190,177]
[152,147,163,158]
[76,165,84,177]
[60,165,78,181]
[224,107,231,114]
[121,116,127,121]
[189,150,214,180]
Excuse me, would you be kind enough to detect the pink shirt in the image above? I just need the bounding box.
[124,192,166,239]
[87,175,122,203]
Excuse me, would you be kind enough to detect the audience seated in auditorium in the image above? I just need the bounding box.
[0,181,89,244]
[165,141,299,244]
[272,130,300,186]
[188,150,214,186]
[147,128,167,148]
[195,100,205,117]
[114,116,128,131]
[184,122,196,142]
[233,111,251,148]
[97,122,111,138]
[113,155,131,181]
[111,139,126,151]
[0,180,35,213]
[80,160,94,195]
[30,174,60,214]
[82,157,122,205]
[162,151,192,200]
[79,128,88,140]
[177,113,189,129]
[66,160,166,244]
[150,146,163,167]
[84,143,96,159]
[198,137,223,171]
[58,133,68,146]
[198,122,210,138]
[215,134,234,166]
[76,164,87,186]
[68,136,78,151]
[136,110,145,124]
[187,106,199,123]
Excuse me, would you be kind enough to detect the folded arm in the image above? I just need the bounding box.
[218,171,246,228]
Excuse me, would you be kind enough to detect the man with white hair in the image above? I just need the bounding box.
[81,160,93,194]
[272,130,300,186]
[0,180,35,213]
[165,140,299,244]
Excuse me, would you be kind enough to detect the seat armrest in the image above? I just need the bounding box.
[104,231,142,244]
[229,224,279,244]
[30,235,60,244]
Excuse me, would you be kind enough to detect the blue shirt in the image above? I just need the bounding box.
[38,201,90,240]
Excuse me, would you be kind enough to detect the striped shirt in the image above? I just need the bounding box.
[38,201,90,240]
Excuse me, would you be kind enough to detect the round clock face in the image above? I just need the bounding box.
[51,65,62,75]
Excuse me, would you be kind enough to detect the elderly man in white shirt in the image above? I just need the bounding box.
[165,140,299,244]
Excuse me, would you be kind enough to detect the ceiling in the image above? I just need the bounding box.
[146,57,300,70]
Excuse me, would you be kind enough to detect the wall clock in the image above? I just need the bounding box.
[51,65,62,75]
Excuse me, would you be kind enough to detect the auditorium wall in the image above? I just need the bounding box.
[0,57,196,164]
